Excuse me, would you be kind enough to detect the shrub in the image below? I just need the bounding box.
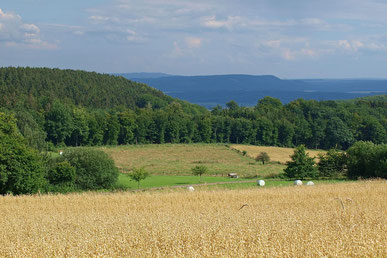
[317,148,347,178]
[61,148,119,190]
[47,160,76,186]
[255,152,270,164]
[284,145,318,179]
[0,113,47,195]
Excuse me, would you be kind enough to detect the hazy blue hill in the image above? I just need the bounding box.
[122,74,307,92]
[300,79,387,92]
[121,73,387,108]
[115,72,173,79]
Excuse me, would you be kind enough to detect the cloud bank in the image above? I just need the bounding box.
[0,8,57,49]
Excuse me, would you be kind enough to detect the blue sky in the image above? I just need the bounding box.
[1,0,387,78]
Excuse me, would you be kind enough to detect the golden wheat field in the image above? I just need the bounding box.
[231,144,325,163]
[0,181,386,257]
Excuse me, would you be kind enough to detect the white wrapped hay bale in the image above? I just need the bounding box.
[306,181,314,186]
[257,180,265,186]
[187,186,195,192]
[294,180,303,186]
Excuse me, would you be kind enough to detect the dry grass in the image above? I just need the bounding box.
[100,144,285,177]
[231,144,325,164]
[0,181,385,257]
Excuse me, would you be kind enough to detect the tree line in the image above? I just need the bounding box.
[4,96,385,152]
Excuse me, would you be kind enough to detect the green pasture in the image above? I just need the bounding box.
[116,173,248,189]
[196,179,348,190]
[116,173,347,190]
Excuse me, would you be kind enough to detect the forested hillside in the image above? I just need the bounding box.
[0,67,205,114]
[0,67,386,150]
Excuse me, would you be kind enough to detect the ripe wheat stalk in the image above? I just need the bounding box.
[0,180,385,257]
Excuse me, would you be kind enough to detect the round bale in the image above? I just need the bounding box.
[257,180,265,186]
[187,186,195,192]
[294,180,303,186]
[306,181,315,186]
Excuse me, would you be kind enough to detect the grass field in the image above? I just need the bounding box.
[100,144,286,178]
[1,180,385,256]
[195,179,347,190]
[231,144,325,163]
[116,173,346,190]
[116,173,249,189]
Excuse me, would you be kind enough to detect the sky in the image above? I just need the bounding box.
[1,0,387,78]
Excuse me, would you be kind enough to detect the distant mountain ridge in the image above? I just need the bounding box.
[116,73,387,108]
[115,72,173,79]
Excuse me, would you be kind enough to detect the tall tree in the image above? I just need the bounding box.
[45,100,73,145]
[284,145,318,179]
[325,117,354,149]
[0,113,47,195]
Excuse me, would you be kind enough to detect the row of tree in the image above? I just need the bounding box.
[284,142,386,180]
[6,96,386,151]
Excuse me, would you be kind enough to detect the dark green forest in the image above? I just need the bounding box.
[0,67,386,150]
[0,67,206,114]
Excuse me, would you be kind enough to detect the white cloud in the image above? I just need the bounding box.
[171,41,183,58]
[89,15,111,22]
[20,23,40,34]
[281,48,318,60]
[201,16,241,29]
[0,8,57,49]
[126,35,146,43]
[334,39,385,52]
[73,30,84,35]
[0,8,18,20]
[256,37,331,61]
[185,37,202,48]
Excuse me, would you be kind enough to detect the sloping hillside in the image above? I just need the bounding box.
[0,67,205,114]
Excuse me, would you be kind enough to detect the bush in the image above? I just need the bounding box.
[0,113,47,195]
[317,149,347,178]
[284,145,318,179]
[47,160,76,186]
[347,141,387,179]
[61,148,119,190]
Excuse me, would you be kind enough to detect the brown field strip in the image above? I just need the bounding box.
[0,180,385,256]
[231,144,325,163]
[100,144,285,177]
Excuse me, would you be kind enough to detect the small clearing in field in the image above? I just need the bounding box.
[100,144,285,177]
[231,144,325,164]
